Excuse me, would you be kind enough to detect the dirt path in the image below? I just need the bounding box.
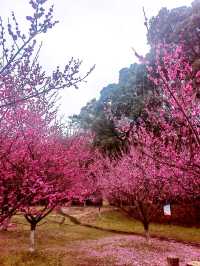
[66,234,200,266]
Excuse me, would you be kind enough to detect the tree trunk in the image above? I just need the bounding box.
[135,201,150,242]
[98,206,101,218]
[167,256,179,266]
[144,228,150,242]
[143,222,150,242]
[29,223,36,252]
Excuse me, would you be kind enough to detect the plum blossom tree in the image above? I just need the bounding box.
[128,42,200,195]
[100,122,199,241]
[144,44,200,187]
[0,99,100,251]
[0,0,94,228]
[100,43,200,241]
[0,0,94,109]
[100,131,169,241]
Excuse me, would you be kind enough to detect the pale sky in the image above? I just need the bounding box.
[0,0,192,117]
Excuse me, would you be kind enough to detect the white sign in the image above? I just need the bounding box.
[163,204,171,216]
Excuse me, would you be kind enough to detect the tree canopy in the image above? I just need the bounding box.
[71,0,200,158]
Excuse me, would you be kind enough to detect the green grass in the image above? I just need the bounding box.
[86,209,200,244]
[0,208,199,266]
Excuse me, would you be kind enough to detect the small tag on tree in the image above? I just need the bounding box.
[164,204,171,216]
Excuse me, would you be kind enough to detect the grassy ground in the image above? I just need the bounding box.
[83,208,200,244]
[0,207,199,266]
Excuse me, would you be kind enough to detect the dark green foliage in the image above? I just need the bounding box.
[70,63,154,157]
[102,64,153,120]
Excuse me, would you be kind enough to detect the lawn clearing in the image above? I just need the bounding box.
[0,208,199,266]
